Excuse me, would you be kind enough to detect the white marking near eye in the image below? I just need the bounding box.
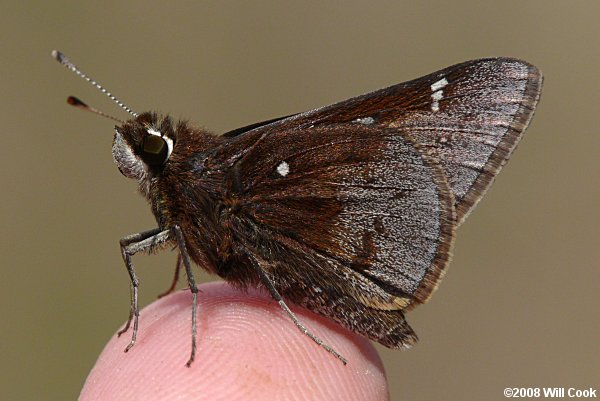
[163,136,174,157]
[430,77,448,112]
[353,117,374,125]
[147,128,174,158]
[276,161,290,177]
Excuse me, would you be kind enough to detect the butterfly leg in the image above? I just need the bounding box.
[157,253,182,298]
[171,225,198,367]
[243,250,348,365]
[117,228,170,352]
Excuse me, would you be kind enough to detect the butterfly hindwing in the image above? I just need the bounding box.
[219,123,455,347]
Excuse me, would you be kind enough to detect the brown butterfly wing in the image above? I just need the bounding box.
[221,123,455,347]
[214,58,541,346]
[223,57,542,224]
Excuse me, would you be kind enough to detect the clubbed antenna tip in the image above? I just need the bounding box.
[51,49,138,118]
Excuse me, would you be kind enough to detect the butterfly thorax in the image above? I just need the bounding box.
[113,113,235,270]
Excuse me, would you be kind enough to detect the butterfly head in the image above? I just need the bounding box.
[113,112,176,180]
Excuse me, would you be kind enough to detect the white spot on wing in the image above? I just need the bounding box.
[430,77,448,112]
[276,161,289,177]
[431,77,448,92]
[431,91,444,101]
[353,117,374,125]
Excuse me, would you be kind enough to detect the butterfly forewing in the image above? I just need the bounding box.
[224,58,542,224]
[384,58,542,223]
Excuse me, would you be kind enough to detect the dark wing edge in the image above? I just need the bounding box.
[221,114,297,138]
[456,60,543,224]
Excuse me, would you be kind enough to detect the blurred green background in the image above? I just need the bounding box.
[1,1,599,400]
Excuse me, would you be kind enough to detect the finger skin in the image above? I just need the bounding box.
[79,281,389,401]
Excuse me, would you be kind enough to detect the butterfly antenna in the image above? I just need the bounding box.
[66,96,125,124]
[51,50,138,118]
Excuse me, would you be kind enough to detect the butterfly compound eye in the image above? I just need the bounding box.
[141,135,169,166]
